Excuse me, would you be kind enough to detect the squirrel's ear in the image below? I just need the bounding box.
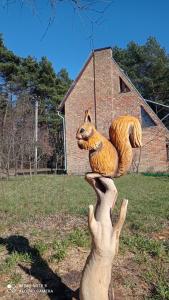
[84,110,92,123]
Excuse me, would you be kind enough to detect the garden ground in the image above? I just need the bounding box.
[0,174,169,299]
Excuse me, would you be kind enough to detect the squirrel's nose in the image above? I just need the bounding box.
[76,132,82,140]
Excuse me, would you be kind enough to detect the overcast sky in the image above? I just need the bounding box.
[0,0,169,79]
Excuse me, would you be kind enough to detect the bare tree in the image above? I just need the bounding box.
[2,0,113,40]
[0,93,53,177]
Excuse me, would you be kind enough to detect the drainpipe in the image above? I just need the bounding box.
[57,111,67,173]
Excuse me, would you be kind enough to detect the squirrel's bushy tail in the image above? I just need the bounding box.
[109,116,142,176]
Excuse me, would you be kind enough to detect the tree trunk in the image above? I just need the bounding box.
[21,152,24,174]
[80,173,128,300]
[29,156,32,176]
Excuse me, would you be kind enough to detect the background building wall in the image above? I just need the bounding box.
[65,54,94,174]
[64,48,169,175]
[111,58,169,173]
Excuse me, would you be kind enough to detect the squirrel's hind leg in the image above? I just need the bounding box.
[116,146,133,177]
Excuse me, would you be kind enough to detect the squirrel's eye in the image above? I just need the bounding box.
[80,128,85,134]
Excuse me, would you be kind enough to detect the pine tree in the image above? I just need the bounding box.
[0,34,72,172]
[113,37,169,105]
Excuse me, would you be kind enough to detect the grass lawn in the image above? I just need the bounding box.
[0,174,169,299]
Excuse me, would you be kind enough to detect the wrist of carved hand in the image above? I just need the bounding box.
[91,248,114,266]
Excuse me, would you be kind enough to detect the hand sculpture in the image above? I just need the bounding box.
[80,173,128,300]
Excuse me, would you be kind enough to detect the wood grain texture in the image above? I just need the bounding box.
[76,111,142,177]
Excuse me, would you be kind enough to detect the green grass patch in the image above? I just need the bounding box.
[121,234,168,258]
[0,175,94,224]
[68,228,90,248]
[50,228,90,262]
[0,174,169,233]
[0,174,168,299]
[0,252,32,274]
[144,261,169,300]
[51,239,69,262]
[142,172,169,177]
[34,241,49,256]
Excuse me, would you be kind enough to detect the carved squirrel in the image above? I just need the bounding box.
[76,110,142,177]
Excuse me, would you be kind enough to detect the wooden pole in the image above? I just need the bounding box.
[34,97,38,175]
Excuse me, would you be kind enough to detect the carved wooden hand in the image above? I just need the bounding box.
[80,173,128,300]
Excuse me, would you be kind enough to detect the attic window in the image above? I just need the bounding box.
[119,77,130,93]
[166,142,169,161]
[141,106,156,128]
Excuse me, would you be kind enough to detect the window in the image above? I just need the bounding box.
[141,106,156,128]
[119,77,130,93]
[167,142,169,161]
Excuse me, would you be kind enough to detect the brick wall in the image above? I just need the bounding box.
[65,53,94,174]
[64,48,169,174]
[94,48,114,136]
[111,58,169,173]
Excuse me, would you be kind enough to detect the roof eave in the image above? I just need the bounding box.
[58,52,94,111]
[58,47,113,111]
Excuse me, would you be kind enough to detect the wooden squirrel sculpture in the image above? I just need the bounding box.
[76,110,142,177]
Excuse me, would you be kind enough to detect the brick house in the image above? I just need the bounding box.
[59,47,169,175]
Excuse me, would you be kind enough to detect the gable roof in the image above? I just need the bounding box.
[58,53,92,111]
[58,47,112,111]
[58,47,169,134]
[111,56,169,133]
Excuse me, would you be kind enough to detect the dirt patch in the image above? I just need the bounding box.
[57,247,89,291]
[0,214,154,300]
[112,253,149,299]
[2,213,86,233]
[151,228,169,241]
[0,213,87,244]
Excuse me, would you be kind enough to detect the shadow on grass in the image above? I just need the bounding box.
[0,235,79,300]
